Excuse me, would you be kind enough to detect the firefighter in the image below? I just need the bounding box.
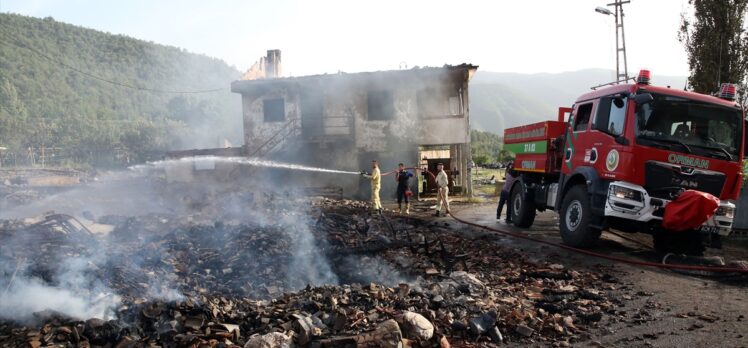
[394,163,413,214]
[434,163,450,217]
[497,162,517,223]
[360,160,382,214]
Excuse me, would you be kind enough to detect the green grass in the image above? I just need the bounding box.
[465,196,487,203]
[472,167,506,197]
[473,167,505,180]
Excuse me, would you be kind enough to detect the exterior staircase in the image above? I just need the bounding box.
[247,118,301,158]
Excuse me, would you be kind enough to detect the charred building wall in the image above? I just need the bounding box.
[230,64,477,199]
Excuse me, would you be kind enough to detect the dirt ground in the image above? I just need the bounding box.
[428,201,748,348]
[2,170,746,347]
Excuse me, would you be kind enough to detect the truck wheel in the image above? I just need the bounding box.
[510,181,536,228]
[559,185,601,247]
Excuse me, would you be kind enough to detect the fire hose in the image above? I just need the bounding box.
[447,212,748,274]
[371,166,748,274]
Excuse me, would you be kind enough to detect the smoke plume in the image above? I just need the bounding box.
[0,158,394,323]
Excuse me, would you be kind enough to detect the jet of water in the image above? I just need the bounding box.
[129,156,361,175]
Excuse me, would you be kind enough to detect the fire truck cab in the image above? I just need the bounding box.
[504,71,744,252]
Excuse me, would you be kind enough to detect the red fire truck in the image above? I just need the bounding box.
[503,70,744,253]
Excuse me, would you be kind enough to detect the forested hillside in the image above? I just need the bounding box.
[470,83,555,134]
[0,13,242,167]
[0,13,688,169]
[470,130,510,164]
[469,69,687,134]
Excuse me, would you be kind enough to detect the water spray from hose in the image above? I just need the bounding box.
[129,156,362,175]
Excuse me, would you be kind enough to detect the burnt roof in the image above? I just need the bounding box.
[231,64,478,94]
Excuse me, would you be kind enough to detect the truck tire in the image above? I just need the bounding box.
[559,185,601,247]
[510,181,536,228]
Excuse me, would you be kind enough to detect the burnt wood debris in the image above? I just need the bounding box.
[0,198,631,347]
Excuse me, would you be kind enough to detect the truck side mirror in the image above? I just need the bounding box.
[634,93,654,105]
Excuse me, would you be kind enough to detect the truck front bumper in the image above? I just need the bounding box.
[603,181,734,236]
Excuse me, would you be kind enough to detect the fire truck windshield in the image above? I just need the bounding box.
[635,93,742,162]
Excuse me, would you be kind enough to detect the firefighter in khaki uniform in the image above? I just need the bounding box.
[361,160,382,214]
[434,163,450,216]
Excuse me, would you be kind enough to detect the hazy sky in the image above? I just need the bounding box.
[2,0,693,78]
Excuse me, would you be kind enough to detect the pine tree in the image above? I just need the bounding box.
[0,77,28,151]
[679,0,748,102]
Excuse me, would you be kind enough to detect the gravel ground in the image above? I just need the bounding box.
[444,201,748,348]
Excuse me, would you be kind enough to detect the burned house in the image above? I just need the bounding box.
[229,54,477,199]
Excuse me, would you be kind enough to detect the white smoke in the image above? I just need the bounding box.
[281,214,339,288]
[0,254,121,322]
[0,159,351,322]
[0,278,118,322]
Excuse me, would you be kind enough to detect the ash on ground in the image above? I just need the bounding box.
[0,194,627,347]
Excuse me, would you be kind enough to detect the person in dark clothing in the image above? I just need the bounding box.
[395,163,413,214]
[497,163,517,223]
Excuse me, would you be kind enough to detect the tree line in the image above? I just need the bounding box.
[470,130,512,165]
[0,14,242,168]
[1,2,746,169]
[680,0,748,104]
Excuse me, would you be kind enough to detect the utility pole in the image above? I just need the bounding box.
[596,0,630,82]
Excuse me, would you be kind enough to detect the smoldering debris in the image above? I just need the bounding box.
[0,171,169,220]
[0,197,629,347]
[0,214,121,323]
[0,203,343,321]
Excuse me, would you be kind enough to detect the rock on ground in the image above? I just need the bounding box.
[244,332,292,348]
[402,311,434,341]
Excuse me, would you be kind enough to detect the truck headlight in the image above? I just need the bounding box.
[716,206,735,219]
[609,185,643,202]
[607,184,645,214]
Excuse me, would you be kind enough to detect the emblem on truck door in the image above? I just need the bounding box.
[606,150,619,171]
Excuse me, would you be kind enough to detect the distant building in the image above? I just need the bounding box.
[230,57,478,199]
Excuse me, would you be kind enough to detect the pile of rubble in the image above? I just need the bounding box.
[0,198,625,347]
[0,168,87,210]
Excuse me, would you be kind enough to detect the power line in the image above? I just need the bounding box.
[0,25,228,94]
